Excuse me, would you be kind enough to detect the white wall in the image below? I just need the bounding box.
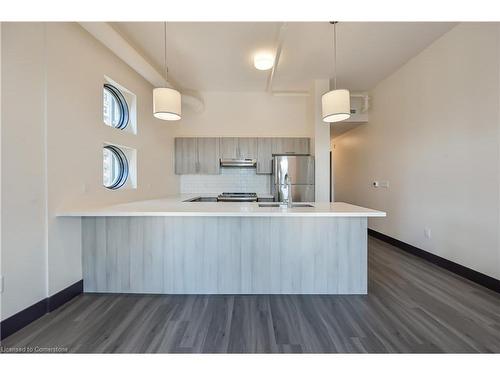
[1,23,48,320]
[312,80,331,202]
[174,91,313,138]
[333,23,500,279]
[45,23,179,296]
[1,22,179,319]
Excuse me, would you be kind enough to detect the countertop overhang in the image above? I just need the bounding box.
[57,195,386,218]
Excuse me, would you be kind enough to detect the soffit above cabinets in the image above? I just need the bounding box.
[111,22,456,92]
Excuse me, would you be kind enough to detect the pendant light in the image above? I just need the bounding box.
[153,22,181,121]
[322,22,350,123]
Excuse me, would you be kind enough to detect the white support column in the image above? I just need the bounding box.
[313,79,331,202]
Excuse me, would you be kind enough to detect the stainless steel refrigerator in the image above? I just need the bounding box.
[272,155,315,202]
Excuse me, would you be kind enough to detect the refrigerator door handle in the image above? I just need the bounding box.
[275,159,280,184]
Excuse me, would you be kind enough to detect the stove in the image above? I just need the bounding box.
[217,192,258,202]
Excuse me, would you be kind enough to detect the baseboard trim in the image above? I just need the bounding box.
[47,280,83,312]
[0,300,48,342]
[368,229,500,294]
[0,279,83,341]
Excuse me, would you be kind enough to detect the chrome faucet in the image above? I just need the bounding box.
[283,174,293,208]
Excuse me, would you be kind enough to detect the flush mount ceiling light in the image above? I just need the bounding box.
[253,53,275,71]
[322,22,350,123]
[153,22,181,121]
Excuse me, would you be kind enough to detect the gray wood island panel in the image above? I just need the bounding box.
[82,216,367,294]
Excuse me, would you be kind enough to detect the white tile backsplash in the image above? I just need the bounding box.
[180,168,271,194]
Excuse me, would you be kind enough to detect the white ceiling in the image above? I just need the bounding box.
[112,22,456,92]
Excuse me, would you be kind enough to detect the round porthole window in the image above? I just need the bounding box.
[103,84,129,130]
[103,145,129,189]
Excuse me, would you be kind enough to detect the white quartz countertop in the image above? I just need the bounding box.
[57,195,386,218]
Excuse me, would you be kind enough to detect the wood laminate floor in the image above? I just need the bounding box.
[2,236,500,353]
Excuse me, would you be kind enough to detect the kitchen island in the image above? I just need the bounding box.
[59,196,385,295]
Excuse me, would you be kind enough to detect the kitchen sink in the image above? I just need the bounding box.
[291,203,314,208]
[183,197,218,202]
[258,203,314,208]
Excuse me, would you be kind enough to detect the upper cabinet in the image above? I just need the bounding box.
[272,137,310,155]
[219,137,257,160]
[175,137,310,175]
[175,138,198,174]
[175,137,220,175]
[219,137,238,159]
[256,138,273,174]
[237,138,258,159]
[197,137,220,174]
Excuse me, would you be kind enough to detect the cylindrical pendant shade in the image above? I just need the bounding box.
[153,87,181,121]
[321,89,351,123]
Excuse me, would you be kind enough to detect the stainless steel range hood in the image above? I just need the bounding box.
[219,158,257,168]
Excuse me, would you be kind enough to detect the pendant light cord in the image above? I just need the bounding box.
[333,21,337,90]
[164,21,168,84]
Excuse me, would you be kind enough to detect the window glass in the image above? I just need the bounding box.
[103,84,129,129]
[103,145,129,189]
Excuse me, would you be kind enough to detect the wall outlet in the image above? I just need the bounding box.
[0,275,4,293]
[424,228,432,239]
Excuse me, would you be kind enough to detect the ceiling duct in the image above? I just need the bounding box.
[79,22,204,113]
